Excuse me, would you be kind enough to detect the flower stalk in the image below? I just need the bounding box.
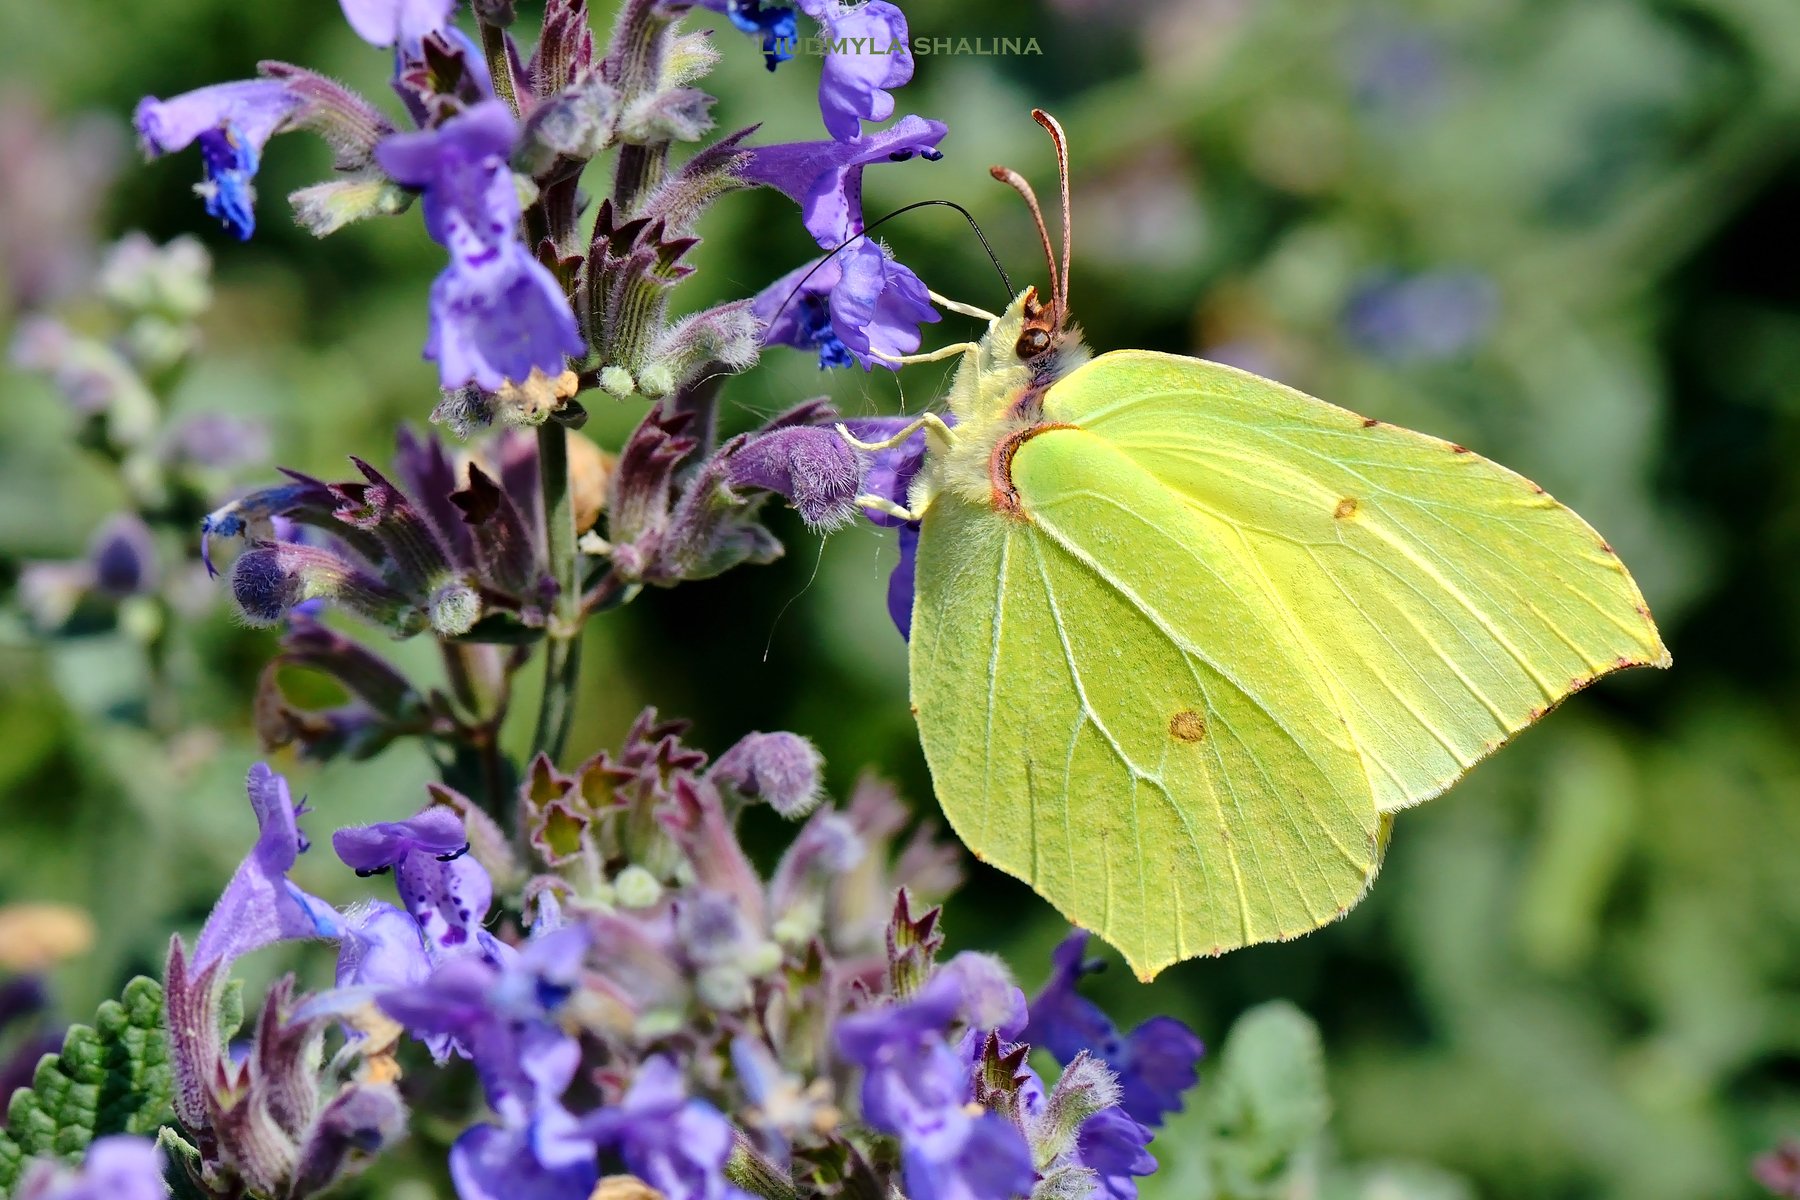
[532,418,583,765]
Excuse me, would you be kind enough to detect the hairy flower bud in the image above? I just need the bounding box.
[427,579,482,636]
[515,80,619,175]
[710,731,824,818]
[231,541,424,635]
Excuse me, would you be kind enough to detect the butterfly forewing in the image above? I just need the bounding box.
[1038,350,1670,814]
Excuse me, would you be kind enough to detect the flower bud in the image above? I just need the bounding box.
[709,731,824,818]
[726,426,864,531]
[427,579,482,636]
[614,865,663,909]
[231,541,423,635]
[288,176,413,238]
[515,81,619,175]
[89,512,158,598]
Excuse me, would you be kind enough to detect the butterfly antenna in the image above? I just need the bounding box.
[768,199,1014,329]
[1034,109,1072,325]
[989,164,1059,320]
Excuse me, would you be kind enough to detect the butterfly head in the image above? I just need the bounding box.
[968,284,1086,394]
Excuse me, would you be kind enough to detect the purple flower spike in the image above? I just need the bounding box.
[339,0,454,49]
[742,116,948,246]
[192,764,341,974]
[812,1,913,140]
[586,1057,756,1200]
[334,808,492,959]
[134,80,301,240]
[727,426,866,530]
[1024,932,1203,1127]
[377,101,584,391]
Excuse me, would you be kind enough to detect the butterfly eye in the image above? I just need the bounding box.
[1016,328,1052,359]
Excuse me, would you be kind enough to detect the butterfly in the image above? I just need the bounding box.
[841,111,1670,981]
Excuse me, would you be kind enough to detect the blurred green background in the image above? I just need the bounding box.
[3,0,1799,1197]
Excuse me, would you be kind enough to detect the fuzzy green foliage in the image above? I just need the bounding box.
[1150,1001,1474,1200]
[0,977,172,1191]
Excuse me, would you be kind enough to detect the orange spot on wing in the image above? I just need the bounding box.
[1333,497,1359,519]
[1169,710,1207,742]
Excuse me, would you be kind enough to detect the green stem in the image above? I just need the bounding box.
[531,421,582,762]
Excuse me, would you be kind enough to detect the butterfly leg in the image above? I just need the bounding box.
[866,341,982,367]
[854,494,923,522]
[836,413,959,453]
[927,291,1000,322]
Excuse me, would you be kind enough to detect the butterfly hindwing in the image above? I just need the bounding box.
[910,429,1386,981]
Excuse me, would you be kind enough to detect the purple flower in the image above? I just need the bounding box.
[88,513,158,598]
[381,928,588,1099]
[695,0,799,71]
[709,730,825,817]
[836,968,1037,1200]
[333,808,492,959]
[335,901,433,991]
[383,926,596,1200]
[192,763,341,974]
[1075,1107,1158,1200]
[754,239,938,370]
[377,101,585,391]
[134,80,301,240]
[1024,932,1203,1127]
[726,426,866,529]
[586,1057,755,1200]
[887,523,920,637]
[808,1,913,140]
[231,539,424,634]
[339,0,454,49]
[742,116,947,246]
[15,1135,166,1200]
[450,1122,598,1200]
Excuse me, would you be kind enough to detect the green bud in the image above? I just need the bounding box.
[428,580,483,636]
[599,366,636,398]
[289,176,413,238]
[614,864,663,909]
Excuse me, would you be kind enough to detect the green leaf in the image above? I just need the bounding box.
[0,976,173,1190]
[1211,1000,1331,1156]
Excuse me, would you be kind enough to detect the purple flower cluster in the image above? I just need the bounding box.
[133,0,581,389]
[101,4,1216,1200]
[703,0,943,369]
[201,428,548,640]
[146,715,1198,1200]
